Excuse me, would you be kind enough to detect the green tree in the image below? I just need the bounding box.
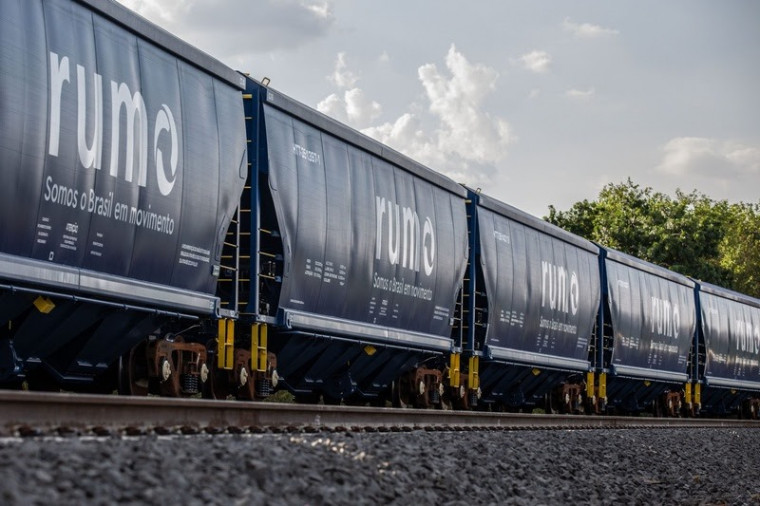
[546,199,597,239]
[544,179,759,298]
[719,203,760,298]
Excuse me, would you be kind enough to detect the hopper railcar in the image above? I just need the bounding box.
[0,0,247,395]
[460,189,601,413]
[693,282,760,417]
[232,77,469,406]
[596,248,697,416]
[1,0,759,419]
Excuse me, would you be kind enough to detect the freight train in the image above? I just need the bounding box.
[1,0,759,418]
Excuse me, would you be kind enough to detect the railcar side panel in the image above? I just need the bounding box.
[0,0,247,312]
[476,202,600,368]
[605,253,696,380]
[262,104,468,346]
[699,285,760,390]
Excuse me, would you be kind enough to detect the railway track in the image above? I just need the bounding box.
[1,391,757,437]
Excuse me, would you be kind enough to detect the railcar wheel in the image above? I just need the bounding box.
[392,379,412,408]
[235,358,256,401]
[439,383,453,410]
[544,392,556,415]
[205,370,232,400]
[202,340,231,400]
[118,342,150,396]
[585,395,597,415]
[158,357,182,397]
[467,389,480,409]
[653,399,664,418]
[415,379,431,409]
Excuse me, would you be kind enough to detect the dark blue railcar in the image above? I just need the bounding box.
[0,0,247,387]
[598,248,696,415]
[238,76,469,404]
[463,189,600,411]
[694,281,760,416]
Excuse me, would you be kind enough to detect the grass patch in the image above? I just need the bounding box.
[264,390,295,403]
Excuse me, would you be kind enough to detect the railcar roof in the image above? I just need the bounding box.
[602,247,695,287]
[470,189,599,254]
[256,79,466,198]
[697,280,760,308]
[76,0,245,89]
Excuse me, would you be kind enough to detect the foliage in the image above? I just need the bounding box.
[264,389,295,403]
[545,179,760,298]
[719,203,760,298]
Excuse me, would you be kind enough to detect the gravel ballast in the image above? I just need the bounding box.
[1,428,758,505]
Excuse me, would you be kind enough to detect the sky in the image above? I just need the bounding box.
[117,0,759,218]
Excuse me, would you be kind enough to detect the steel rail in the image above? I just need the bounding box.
[0,391,757,437]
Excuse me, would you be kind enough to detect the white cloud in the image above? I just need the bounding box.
[116,0,335,57]
[316,93,347,122]
[517,50,552,73]
[528,88,541,99]
[344,88,382,125]
[364,45,514,184]
[304,1,331,19]
[317,89,382,127]
[317,54,381,127]
[118,0,185,22]
[658,137,760,177]
[329,52,358,89]
[566,87,596,100]
[363,113,447,170]
[562,18,619,38]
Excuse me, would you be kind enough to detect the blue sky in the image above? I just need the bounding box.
[118,0,759,217]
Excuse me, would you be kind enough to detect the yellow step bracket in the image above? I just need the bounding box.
[468,355,480,390]
[599,372,607,400]
[217,319,235,370]
[252,323,268,373]
[449,353,460,388]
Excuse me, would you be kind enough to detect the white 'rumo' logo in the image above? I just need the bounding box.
[47,51,179,196]
[375,196,435,276]
[541,260,579,316]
